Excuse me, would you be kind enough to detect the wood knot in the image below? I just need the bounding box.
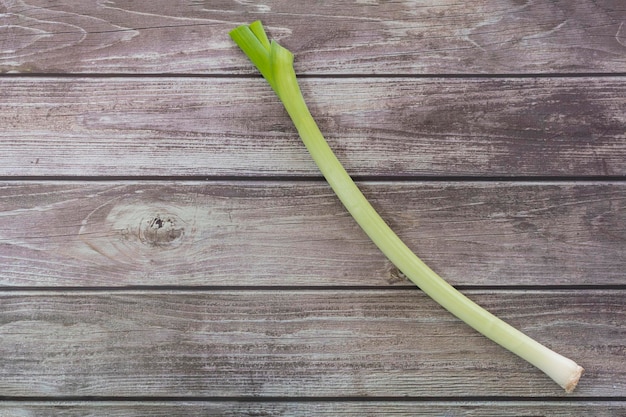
[78,198,201,268]
[385,261,410,285]
[139,214,184,246]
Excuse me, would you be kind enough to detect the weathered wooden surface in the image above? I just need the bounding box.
[1,0,625,74]
[1,0,625,415]
[1,290,623,397]
[1,181,624,287]
[1,77,625,177]
[2,401,625,417]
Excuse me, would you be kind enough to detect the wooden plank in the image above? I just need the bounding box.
[1,77,625,177]
[1,1,625,74]
[0,290,623,397]
[1,401,625,416]
[1,181,624,287]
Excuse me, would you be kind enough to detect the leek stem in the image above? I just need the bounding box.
[230,21,583,392]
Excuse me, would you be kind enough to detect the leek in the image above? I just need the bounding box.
[229,21,584,392]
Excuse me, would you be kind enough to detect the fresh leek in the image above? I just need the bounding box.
[229,21,584,392]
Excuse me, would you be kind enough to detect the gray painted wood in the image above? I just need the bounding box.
[1,77,625,177]
[1,290,623,397]
[1,1,624,414]
[1,401,625,416]
[1,181,624,287]
[0,1,624,74]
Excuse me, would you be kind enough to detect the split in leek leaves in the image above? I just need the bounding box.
[229,21,584,392]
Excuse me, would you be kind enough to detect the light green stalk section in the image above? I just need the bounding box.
[229,21,583,392]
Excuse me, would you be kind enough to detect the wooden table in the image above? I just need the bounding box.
[1,1,625,415]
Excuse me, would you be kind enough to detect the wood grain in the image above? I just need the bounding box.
[1,1,624,413]
[0,290,623,397]
[1,0,625,74]
[1,77,625,177]
[1,181,624,287]
[1,401,625,417]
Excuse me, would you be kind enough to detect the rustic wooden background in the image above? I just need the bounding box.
[1,1,625,415]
